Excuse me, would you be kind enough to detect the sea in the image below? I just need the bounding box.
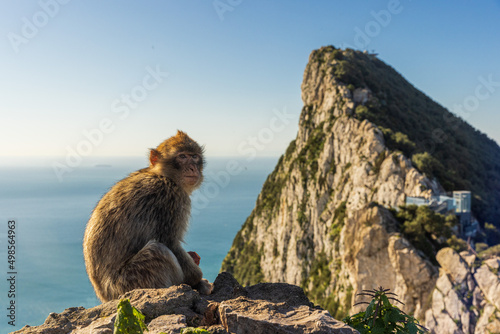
[0,156,278,333]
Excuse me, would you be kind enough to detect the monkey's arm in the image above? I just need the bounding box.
[188,251,200,265]
[170,246,212,295]
[170,245,203,286]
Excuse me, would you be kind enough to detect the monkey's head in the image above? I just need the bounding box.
[149,130,205,194]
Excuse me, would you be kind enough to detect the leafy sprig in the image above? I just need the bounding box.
[113,299,148,334]
[343,287,428,334]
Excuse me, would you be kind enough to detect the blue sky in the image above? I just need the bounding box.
[1,0,499,159]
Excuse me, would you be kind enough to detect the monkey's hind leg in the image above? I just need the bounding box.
[110,240,185,299]
[194,278,213,295]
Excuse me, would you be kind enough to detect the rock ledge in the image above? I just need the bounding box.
[13,273,358,334]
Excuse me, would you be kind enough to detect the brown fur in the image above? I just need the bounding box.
[83,130,211,302]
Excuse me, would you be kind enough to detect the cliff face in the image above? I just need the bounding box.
[425,248,500,334]
[221,46,500,332]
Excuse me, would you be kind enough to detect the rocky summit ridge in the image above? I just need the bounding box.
[221,46,500,333]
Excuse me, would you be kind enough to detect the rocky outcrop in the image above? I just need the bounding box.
[341,206,437,319]
[222,46,500,334]
[222,47,441,321]
[12,273,357,334]
[425,248,500,334]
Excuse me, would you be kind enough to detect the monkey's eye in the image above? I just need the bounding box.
[179,154,187,159]
[191,154,199,161]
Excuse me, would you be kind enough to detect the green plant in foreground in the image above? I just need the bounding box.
[180,328,211,334]
[113,299,148,334]
[343,287,428,334]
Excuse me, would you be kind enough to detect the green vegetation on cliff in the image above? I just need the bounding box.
[301,252,352,320]
[221,213,265,286]
[255,157,286,216]
[391,205,465,264]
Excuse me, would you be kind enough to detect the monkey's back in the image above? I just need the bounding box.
[83,170,191,299]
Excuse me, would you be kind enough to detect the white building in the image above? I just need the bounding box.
[405,191,477,238]
[454,191,471,214]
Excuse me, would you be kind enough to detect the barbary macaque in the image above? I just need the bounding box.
[83,130,212,302]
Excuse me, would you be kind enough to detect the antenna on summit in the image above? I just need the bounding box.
[363,49,378,57]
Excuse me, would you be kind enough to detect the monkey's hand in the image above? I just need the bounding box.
[188,251,200,266]
[194,278,213,295]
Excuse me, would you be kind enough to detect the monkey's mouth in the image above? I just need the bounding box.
[184,175,199,185]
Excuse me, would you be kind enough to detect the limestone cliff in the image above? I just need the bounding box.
[221,46,500,333]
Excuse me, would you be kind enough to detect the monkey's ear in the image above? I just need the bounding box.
[149,149,161,167]
[176,130,187,139]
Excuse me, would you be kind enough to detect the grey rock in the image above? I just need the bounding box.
[475,264,500,310]
[342,206,437,319]
[424,247,500,333]
[147,314,187,334]
[475,304,500,334]
[484,258,500,270]
[246,282,313,307]
[436,248,469,284]
[12,273,357,334]
[219,297,357,334]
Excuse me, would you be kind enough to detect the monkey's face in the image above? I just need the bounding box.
[150,131,205,194]
[174,151,203,191]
